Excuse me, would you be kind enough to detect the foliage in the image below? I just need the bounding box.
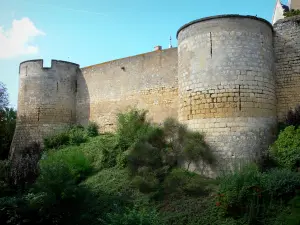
[106,207,163,225]
[115,108,152,151]
[86,121,99,137]
[0,160,12,197]
[68,127,88,146]
[43,131,70,149]
[28,148,93,224]
[37,148,92,187]
[284,9,300,18]
[44,125,89,149]
[217,163,300,224]
[163,168,217,196]
[260,169,300,200]
[270,126,300,170]
[10,142,42,189]
[0,82,9,112]
[183,131,215,169]
[217,164,262,219]
[0,108,17,160]
[112,109,216,198]
[0,196,29,225]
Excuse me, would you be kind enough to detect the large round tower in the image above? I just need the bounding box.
[10,59,79,157]
[274,15,300,121]
[177,15,277,175]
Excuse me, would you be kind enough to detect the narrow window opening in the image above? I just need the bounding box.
[75,80,77,93]
[37,107,41,121]
[57,82,58,91]
[210,32,213,58]
[26,66,28,76]
[189,93,192,120]
[238,85,241,111]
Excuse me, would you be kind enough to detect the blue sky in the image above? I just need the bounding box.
[0,0,288,108]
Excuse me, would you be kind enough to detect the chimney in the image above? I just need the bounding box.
[154,46,162,51]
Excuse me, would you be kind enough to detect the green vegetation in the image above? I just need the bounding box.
[0,81,16,159]
[1,91,300,224]
[284,9,300,18]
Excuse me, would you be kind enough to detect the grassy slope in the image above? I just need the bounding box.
[56,135,226,225]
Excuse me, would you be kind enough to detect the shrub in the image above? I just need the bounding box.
[0,196,29,225]
[44,131,70,149]
[183,131,215,169]
[270,125,300,170]
[106,207,163,225]
[116,108,152,151]
[217,163,262,219]
[86,121,99,137]
[162,117,215,169]
[29,148,93,224]
[69,127,88,146]
[44,125,89,149]
[261,169,300,200]
[38,148,92,186]
[0,160,11,197]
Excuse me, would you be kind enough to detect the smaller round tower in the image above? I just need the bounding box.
[10,59,80,157]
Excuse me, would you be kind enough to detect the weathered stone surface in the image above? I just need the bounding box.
[177,15,277,175]
[11,60,79,157]
[274,15,300,121]
[77,48,178,132]
[10,14,300,177]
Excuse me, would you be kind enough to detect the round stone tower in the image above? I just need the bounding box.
[10,59,79,157]
[177,15,277,175]
[274,15,300,121]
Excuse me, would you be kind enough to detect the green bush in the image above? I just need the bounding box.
[116,108,153,151]
[261,169,300,200]
[106,207,163,225]
[183,131,215,169]
[44,126,89,149]
[0,160,11,197]
[44,131,70,149]
[69,127,88,146]
[217,163,263,220]
[86,121,99,137]
[38,148,92,186]
[270,126,300,170]
[0,196,29,225]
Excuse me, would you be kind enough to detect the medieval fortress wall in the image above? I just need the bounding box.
[76,48,178,132]
[10,14,300,174]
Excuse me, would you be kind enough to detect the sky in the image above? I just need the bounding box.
[0,0,288,108]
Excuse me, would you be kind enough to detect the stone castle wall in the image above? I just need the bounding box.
[10,14,300,176]
[10,60,79,157]
[77,48,178,132]
[274,15,300,121]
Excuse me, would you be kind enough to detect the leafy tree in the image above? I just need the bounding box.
[0,107,17,159]
[0,82,16,159]
[0,82,9,113]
